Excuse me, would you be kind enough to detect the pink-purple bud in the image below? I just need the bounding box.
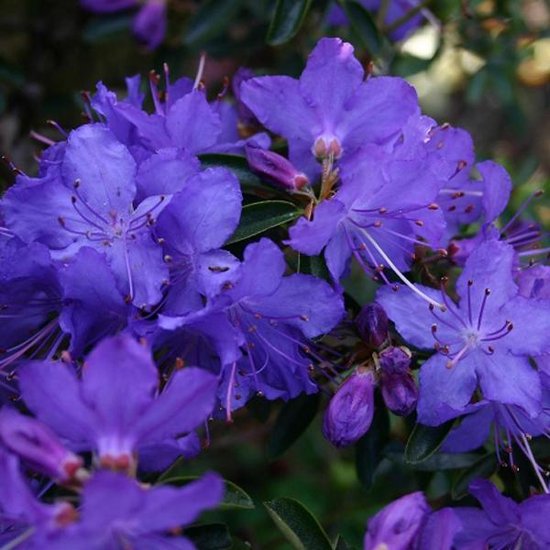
[378,347,418,416]
[245,145,309,191]
[364,491,431,550]
[355,303,389,348]
[322,368,375,448]
[0,407,83,482]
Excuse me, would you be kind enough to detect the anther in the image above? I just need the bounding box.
[427,203,439,210]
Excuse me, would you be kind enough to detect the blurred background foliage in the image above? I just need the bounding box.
[0,0,548,547]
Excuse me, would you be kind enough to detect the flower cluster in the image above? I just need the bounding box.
[0,36,548,547]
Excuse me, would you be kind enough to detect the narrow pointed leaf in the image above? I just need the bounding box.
[227,200,302,245]
[451,453,498,500]
[339,1,383,56]
[404,420,454,464]
[267,0,313,45]
[264,498,332,550]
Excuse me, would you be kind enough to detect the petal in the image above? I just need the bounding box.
[157,167,242,252]
[62,124,136,213]
[59,248,129,357]
[477,161,512,223]
[417,354,478,425]
[133,367,218,444]
[250,274,344,338]
[519,494,550,544]
[240,76,315,142]
[287,199,348,255]
[500,296,550,356]
[456,240,517,315]
[417,508,462,550]
[196,249,240,298]
[468,479,519,525]
[166,91,221,153]
[135,472,224,532]
[340,77,419,149]
[324,226,352,281]
[133,0,166,50]
[441,404,494,453]
[376,284,454,350]
[299,38,364,129]
[80,335,158,435]
[135,148,200,203]
[138,433,200,473]
[18,361,94,445]
[475,350,542,417]
[229,239,285,300]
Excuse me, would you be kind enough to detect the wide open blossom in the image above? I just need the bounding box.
[241,37,419,177]
[377,239,550,425]
[2,125,170,308]
[18,335,217,472]
[158,239,344,416]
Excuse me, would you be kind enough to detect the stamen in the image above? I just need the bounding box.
[476,288,491,330]
[193,52,207,90]
[500,190,543,235]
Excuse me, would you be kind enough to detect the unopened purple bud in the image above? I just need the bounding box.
[133,0,167,50]
[364,492,431,550]
[322,368,375,448]
[245,145,309,191]
[355,303,388,348]
[0,407,82,482]
[378,346,411,376]
[381,374,418,416]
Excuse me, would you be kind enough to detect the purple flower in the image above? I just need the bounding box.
[159,238,344,415]
[377,239,550,425]
[0,408,82,483]
[287,142,446,290]
[18,334,218,472]
[363,491,430,549]
[453,479,550,549]
[41,471,223,549]
[2,125,170,308]
[241,38,419,177]
[323,368,375,448]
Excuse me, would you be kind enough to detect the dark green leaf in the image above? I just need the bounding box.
[267,393,320,458]
[264,498,332,550]
[404,420,454,464]
[199,153,281,197]
[355,405,390,490]
[227,200,302,245]
[267,0,313,45]
[452,453,498,500]
[386,450,482,471]
[83,15,133,43]
[339,1,383,56]
[334,535,356,550]
[186,523,232,550]
[157,476,254,510]
[183,0,242,46]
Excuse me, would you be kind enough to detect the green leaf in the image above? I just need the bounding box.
[183,0,242,46]
[199,153,281,197]
[298,254,330,281]
[404,420,454,464]
[334,535,357,550]
[355,405,390,490]
[157,476,254,510]
[227,200,302,245]
[267,0,313,46]
[339,1,383,56]
[386,450,482,471]
[264,498,332,550]
[451,453,498,500]
[185,523,232,550]
[267,393,320,458]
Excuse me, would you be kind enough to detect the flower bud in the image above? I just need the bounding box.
[133,0,167,50]
[355,303,388,348]
[245,145,309,191]
[322,368,375,448]
[0,407,83,482]
[380,374,418,416]
[378,347,418,416]
[364,492,430,550]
